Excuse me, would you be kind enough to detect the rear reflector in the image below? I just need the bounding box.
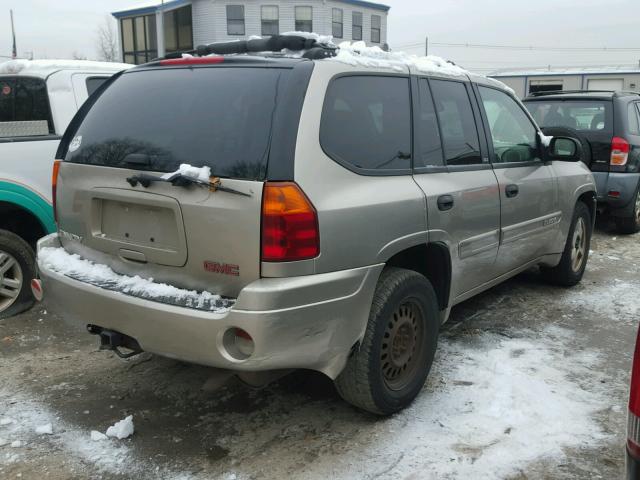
[611,137,630,166]
[30,279,43,302]
[628,324,640,456]
[159,56,224,66]
[52,160,61,223]
[261,182,320,262]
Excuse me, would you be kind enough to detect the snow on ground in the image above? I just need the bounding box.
[0,390,128,473]
[212,325,612,480]
[38,247,235,313]
[0,323,616,479]
[0,387,199,479]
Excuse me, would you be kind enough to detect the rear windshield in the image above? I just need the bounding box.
[525,100,613,134]
[64,67,289,180]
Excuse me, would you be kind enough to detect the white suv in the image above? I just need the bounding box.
[0,59,130,318]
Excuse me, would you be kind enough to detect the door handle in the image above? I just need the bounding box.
[437,194,454,211]
[505,184,519,198]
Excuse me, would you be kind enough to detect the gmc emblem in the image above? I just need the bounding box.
[204,261,240,276]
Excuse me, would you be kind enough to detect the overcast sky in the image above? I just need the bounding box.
[1,0,639,73]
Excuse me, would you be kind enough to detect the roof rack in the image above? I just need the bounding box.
[160,35,338,62]
[528,89,640,97]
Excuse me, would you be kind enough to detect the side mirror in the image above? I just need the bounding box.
[547,136,583,162]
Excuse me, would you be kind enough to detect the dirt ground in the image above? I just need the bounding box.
[1,219,638,480]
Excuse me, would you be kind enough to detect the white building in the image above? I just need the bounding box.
[490,65,640,99]
[112,0,390,65]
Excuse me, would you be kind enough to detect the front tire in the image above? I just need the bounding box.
[0,229,36,319]
[334,267,439,415]
[541,202,592,286]
[614,188,640,234]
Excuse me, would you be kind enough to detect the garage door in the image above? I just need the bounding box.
[587,78,624,91]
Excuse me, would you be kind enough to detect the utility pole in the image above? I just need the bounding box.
[10,9,17,59]
[425,36,428,56]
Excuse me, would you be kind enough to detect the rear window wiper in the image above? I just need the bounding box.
[126,173,251,197]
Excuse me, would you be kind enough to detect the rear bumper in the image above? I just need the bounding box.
[37,234,383,379]
[593,171,640,212]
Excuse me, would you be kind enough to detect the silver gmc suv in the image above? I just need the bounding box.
[36,36,597,415]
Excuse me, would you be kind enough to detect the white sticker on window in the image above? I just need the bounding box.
[69,135,82,152]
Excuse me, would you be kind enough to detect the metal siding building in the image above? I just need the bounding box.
[112,0,390,64]
[490,66,640,99]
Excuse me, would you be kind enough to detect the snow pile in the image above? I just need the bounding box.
[38,247,235,313]
[161,163,211,183]
[330,41,467,75]
[91,430,108,442]
[105,416,134,440]
[35,423,53,435]
[282,31,333,45]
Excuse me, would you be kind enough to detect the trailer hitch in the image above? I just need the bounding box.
[87,325,144,359]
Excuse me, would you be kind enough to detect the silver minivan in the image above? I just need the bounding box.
[36,37,596,414]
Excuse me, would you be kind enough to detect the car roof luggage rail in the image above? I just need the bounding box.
[159,35,338,62]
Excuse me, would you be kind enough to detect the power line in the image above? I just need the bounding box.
[394,41,640,53]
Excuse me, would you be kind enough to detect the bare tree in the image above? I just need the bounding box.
[72,51,88,60]
[96,16,118,62]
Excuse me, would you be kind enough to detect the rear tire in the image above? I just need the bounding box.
[0,229,36,319]
[334,267,439,415]
[614,188,640,234]
[541,202,591,287]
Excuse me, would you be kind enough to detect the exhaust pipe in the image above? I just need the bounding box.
[87,325,143,359]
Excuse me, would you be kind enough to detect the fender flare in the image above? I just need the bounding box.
[0,181,56,234]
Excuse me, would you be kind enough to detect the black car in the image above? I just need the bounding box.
[524,90,640,233]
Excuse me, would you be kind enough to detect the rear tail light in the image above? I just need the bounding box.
[611,137,630,166]
[261,182,320,262]
[52,160,61,223]
[628,324,640,457]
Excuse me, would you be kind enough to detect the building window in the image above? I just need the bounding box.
[121,14,158,64]
[226,5,245,36]
[295,6,312,32]
[261,6,279,36]
[371,15,381,43]
[332,8,343,39]
[352,12,362,41]
[163,5,193,54]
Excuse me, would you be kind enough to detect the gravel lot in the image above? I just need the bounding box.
[1,219,637,480]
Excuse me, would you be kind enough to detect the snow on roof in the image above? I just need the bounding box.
[112,0,389,18]
[0,59,132,78]
[492,65,640,77]
[327,41,514,93]
[112,0,189,18]
[331,41,468,76]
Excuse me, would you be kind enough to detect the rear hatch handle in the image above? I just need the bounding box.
[126,173,251,197]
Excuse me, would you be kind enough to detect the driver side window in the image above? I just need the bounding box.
[479,86,539,164]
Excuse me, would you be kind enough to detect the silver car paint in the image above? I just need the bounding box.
[38,60,597,378]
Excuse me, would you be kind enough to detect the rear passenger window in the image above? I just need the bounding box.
[86,77,108,97]
[321,76,412,173]
[628,103,640,135]
[415,79,444,167]
[429,80,483,166]
[0,77,54,138]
